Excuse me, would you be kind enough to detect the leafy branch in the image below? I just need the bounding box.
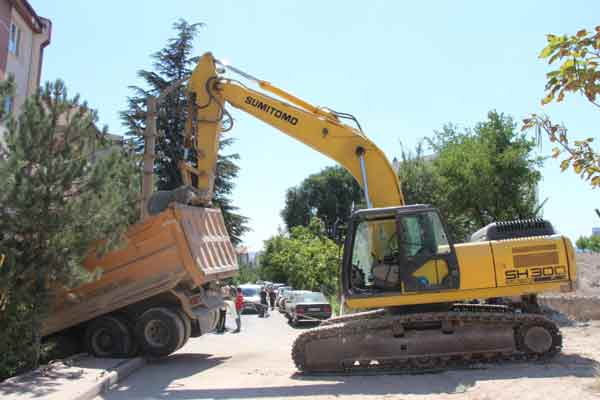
[522,25,600,188]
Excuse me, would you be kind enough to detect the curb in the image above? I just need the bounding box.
[73,357,146,400]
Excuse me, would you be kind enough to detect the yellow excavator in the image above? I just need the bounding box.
[180,52,577,373]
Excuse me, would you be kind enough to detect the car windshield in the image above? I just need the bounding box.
[241,288,258,297]
[298,292,327,303]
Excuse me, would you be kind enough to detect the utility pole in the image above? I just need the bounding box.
[139,77,189,221]
[140,96,158,221]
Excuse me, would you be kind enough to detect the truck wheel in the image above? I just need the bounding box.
[135,307,185,358]
[84,315,134,358]
[115,314,140,357]
[172,308,191,349]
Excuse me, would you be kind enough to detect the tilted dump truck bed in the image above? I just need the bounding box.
[43,204,237,337]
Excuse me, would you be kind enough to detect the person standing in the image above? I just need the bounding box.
[234,287,243,333]
[269,286,276,310]
[259,286,269,317]
[216,285,230,333]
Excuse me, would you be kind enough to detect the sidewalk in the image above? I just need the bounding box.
[0,355,145,400]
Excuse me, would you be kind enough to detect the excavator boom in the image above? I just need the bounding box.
[182,52,403,208]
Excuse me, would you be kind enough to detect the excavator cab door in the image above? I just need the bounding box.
[344,205,460,296]
[394,208,460,292]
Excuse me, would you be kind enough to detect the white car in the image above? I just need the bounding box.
[238,284,262,313]
[277,287,293,312]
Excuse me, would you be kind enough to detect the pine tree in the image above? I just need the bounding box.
[120,19,249,245]
[0,80,139,378]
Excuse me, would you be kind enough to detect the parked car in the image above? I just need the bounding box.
[276,286,292,301]
[277,287,294,312]
[238,284,262,313]
[272,283,286,296]
[286,291,332,326]
[284,290,311,317]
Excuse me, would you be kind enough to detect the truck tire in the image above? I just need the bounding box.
[115,313,140,357]
[135,307,185,358]
[84,315,135,358]
[172,308,191,350]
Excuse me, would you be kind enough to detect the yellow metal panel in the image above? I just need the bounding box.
[411,259,449,286]
[491,236,570,288]
[187,53,223,203]
[454,241,497,290]
[563,236,577,282]
[412,260,441,286]
[221,82,403,207]
[346,281,568,309]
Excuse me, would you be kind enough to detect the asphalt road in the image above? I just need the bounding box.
[98,310,600,400]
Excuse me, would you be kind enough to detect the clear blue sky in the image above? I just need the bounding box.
[34,1,598,250]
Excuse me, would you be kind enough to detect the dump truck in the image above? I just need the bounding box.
[42,200,237,358]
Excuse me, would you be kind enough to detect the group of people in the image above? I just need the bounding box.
[216,285,243,334]
[258,285,277,318]
[214,284,279,333]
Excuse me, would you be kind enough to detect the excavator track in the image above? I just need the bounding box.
[323,309,387,325]
[292,307,561,374]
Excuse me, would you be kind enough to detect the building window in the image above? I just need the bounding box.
[8,23,20,56]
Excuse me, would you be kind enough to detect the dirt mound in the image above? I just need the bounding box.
[539,253,600,320]
[539,295,600,321]
[574,253,600,295]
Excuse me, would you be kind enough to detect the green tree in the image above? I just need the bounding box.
[120,19,248,244]
[260,218,339,296]
[396,142,438,205]
[0,80,139,379]
[429,111,542,240]
[231,263,262,286]
[281,166,363,238]
[576,235,600,252]
[522,25,600,187]
[397,111,542,241]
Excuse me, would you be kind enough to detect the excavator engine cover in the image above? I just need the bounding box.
[470,218,555,242]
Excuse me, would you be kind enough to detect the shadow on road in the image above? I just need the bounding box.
[101,353,231,398]
[0,369,63,398]
[288,320,321,330]
[146,352,230,374]
[105,352,598,399]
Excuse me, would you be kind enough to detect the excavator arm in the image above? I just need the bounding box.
[181,52,404,208]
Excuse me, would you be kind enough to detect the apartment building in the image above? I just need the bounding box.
[0,0,50,130]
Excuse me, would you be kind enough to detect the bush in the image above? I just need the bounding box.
[577,235,600,252]
[260,218,340,296]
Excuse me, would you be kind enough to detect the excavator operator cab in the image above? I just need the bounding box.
[343,205,460,297]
